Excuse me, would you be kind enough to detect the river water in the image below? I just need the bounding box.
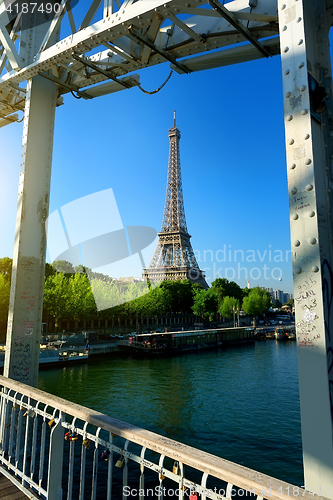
[38,340,303,487]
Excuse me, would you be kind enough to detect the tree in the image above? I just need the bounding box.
[0,257,12,282]
[242,287,271,320]
[0,274,10,323]
[219,296,240,320]
[52,260,75,274]
[192,288,218,321]
[211,278,243,307]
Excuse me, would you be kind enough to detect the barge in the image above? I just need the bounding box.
[117,327,255,355]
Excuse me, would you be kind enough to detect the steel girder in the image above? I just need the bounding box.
[0,0,280,125]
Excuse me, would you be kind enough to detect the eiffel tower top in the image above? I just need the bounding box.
[160,111,189,235]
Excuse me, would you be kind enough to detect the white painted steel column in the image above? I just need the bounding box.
[4,75,57,387]
[278,0,333,495]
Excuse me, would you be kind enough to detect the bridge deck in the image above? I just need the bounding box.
[0,473,34,499]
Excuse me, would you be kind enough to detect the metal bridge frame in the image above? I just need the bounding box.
[0,0,333,494]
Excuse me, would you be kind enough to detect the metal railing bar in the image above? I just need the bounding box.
[122,440,129,500]
[91,427,101,500]
[106,431,113,500]
[30,410,38,480]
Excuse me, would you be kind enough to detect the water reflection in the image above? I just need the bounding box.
[38,342,303,485]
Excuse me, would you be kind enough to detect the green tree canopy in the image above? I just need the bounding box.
[0,274,10,323]
[242,287,271,317]
[0,257,12,282]
[192,288,218,321]
[219,296,240,319]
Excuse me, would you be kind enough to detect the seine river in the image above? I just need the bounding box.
[38,340,303,487]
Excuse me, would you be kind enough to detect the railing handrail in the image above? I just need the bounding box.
[0,375,324,500]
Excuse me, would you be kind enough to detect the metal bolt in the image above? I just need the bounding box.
[285,69,290,75]
[305,184,313,191]
[288,138,295,145]
[300,85,306,92]
[287,114,293,121]
[294,240,301,247]
[301,109,308,115]
[299,62,305,69]
[309,237,317,245]
[297,17,302,23]
[295,267,302,274]
[305,158,312,165]
[284,47,289,53]
[292,213,299,220]
[291,187,297,194]
[283,25,287,31]
[308,210,315,217]
[298,39,303,45]
[304,134,310,140]
[281,4,286,9]
[290,163,296,170]
[286,92,292,98]
[311,265,319,273]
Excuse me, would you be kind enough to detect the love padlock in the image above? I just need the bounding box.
[115,457,125,468]
[101,450,110,461]
[189,493,198,500]
[172,461,179,475]
[82,438,91,449]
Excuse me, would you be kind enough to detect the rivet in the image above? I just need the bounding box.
[286,92,292,98]
[292,213,299,220]
[305,184,313,191]
[284,47,289,53]
[281,4,286,9]
[283,25,287,31]
[285,69,290,75]
[294,240,300,247]
[309,237,317,245]
[295,267,302,274]
[304,133,310,140]
[298,39,303,45]
[305,158,312,165]
[288,138,295,145]
[291,187,297,194]
[308,210,315,217]
[311,265,319,273]
[297,17,302,23]
[299,62,305,69]
[290,163,296,170]
[301,109,308,115]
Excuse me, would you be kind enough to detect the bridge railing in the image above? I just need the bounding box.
[0,375,326,500]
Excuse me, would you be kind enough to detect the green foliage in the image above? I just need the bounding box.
[219,296,240,319]
[0,274,10,323]
[192,288,218,321]
[211,278,243,306]
[242,287,271,317]
[0,257,12,282]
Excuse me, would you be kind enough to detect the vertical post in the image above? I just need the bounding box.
[278,0,333,495]
[47,413,64,500]
[4,75,57,387]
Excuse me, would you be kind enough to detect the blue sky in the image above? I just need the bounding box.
[0,34,293,293]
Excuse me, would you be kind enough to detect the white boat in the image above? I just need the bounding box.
[0,347,88,371]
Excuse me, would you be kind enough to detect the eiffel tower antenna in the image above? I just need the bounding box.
[143,115,208,289]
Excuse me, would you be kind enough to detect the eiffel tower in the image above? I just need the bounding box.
[143,114,208,289]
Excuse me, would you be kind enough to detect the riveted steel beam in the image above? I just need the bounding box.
[278,0,333,495]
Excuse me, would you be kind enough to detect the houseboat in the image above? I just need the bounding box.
[118,327,255,355]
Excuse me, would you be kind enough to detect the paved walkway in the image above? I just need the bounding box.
[0,472,37,499]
